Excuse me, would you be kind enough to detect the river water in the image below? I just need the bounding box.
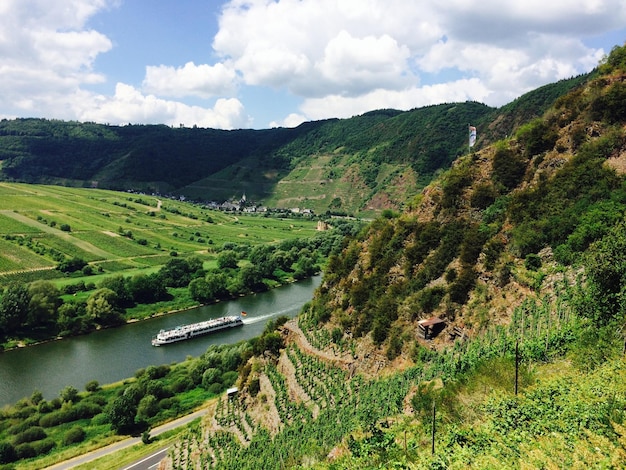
[0,276,321,406]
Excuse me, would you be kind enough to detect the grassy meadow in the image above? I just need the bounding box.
[0,182,319,288]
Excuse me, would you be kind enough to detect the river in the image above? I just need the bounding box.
[0,276,321,406]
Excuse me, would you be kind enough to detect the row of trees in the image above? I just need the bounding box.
[0,222,360,342]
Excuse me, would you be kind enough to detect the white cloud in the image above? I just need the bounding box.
[0,0,112,118]
[300,79,491,121]
[270,113,308,129]
[1,0,625,129]
[143,61,237,99]
[79,83,251,129]
[214,0,626,123]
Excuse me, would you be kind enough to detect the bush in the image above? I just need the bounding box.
[15,443,36,460]
[62,426,86,446]
[39,401,101,427]
[492,144,527,190]
[159,397,180,411]
[202,368,222,390]
[85,380,100,392]
[524,253,542,271]
[172,376,194,393]
[208,382,224,395]
[137,395,159,420]
[0,442,17,464]
[60,385,79,403]
[13,426,46,445]
[32,438,55,456]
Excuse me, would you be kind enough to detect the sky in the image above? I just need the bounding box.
[1,0,625,130]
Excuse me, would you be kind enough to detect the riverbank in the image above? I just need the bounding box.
[0,275,322,407]
[0,274,316,353]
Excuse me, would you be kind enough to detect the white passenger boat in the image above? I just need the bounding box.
[151,315,243,346]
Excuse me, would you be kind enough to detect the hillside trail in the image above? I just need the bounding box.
[281,319,356,371]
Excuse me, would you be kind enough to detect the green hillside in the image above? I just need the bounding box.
[0,73,588,217]
[154,44,626,468]
[0,43,624,470]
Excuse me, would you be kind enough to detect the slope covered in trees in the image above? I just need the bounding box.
[0,72,587,216]
[159,44,626,468]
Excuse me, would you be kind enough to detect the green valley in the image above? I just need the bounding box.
[1,43,626,470]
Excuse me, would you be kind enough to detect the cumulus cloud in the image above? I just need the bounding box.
[142,61,237,99]
[1,0,625,129]
[0,0,112,119]
[213,0,626,123]
[79,83,250,129]
[0,0,249,129]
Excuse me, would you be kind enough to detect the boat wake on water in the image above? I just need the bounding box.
[241,305,301,325]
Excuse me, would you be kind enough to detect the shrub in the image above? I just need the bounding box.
[32,438,55,456]
[60,385,79,403]
[137,395,159,420]
[202,368,222,389]
[13,426,46,445]
[248,377,261,397]
[159,397,180,411]
[15,443,36,460]
[39,402,101,427]
[62,426,86,446]
[208,382,224,395]
[492,144,527,190]
[524,253,542,271]
[85,380,100,392]
[0,442,17,464]
[172,376,194,393]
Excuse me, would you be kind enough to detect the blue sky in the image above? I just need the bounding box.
[1,0,625,130]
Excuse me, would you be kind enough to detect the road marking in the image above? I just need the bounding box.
[120,447,169,470]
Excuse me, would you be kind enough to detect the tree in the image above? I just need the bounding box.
[60,385,79,403]
[189,278,212,303]
[0,283,31,336]
[217,250,239,269]
[137,394,158,420]
[86,288,124,327]
[57,301,90,335]
[99,275,133,308]
[128,273,167,303]
[239,264,265,291]
[27,281,61,330]
[57,257,87,273]
[581,222,626,325]
[158,258,196,287]
[293,256,317,280]
[106,393,139,435]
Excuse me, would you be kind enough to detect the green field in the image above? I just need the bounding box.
[0,183,319,287]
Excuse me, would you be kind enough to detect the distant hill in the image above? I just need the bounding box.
[0,74,589,216]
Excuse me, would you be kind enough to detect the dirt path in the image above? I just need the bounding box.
[282,319,355,371]
[0,210,114,259]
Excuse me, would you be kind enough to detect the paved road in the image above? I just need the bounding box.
[45,407,209,470]
[120,446,169,470]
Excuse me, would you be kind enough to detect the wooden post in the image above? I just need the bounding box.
[431,400,436,455]
[515,340,519,396]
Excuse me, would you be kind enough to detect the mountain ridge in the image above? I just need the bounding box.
[0,73,589,216]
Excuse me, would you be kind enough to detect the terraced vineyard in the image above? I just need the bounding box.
[0,182,319,286]
[163,274,626,469]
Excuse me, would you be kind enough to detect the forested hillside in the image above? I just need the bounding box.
[0,73,587,216]
[158,44,626,468]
